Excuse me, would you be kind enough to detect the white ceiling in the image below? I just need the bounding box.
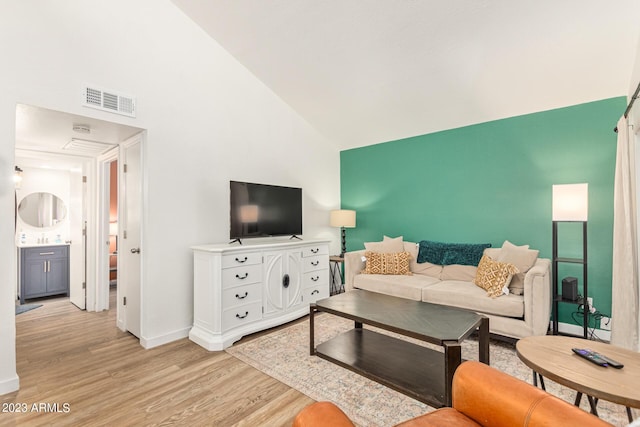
[15,104,142,170]
[172,0,640,149]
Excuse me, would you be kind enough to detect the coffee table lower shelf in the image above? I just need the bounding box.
[316,328,446,408]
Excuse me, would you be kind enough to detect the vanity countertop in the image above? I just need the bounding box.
[17,243,70,248]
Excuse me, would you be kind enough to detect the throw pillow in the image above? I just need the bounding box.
[494,241,539,295]
[473,254,519,298]
[417,240,491,266]
[364,236,404,253]
[363,251,412,276]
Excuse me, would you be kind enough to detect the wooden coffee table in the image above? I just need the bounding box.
[310,290,489,407]
[516,335,640,422]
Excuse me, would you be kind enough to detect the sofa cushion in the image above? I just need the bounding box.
[364,236,404,253]
[494,241,539,296]
[422,281,524,318]
[403,241,442,278]
[417,240,491,266]
[441,264,477,281]
[363,251,412,275]
[473,254,519,298]
[354,274,440,301]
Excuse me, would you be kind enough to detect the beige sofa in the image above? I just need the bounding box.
[344,240,551,340]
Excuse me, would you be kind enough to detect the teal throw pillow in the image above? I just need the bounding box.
[417,240,491,266]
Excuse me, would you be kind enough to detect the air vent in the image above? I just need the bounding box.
[82,85,136,117]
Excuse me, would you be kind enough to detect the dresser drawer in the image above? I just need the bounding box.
[222,252,262,269]
[302,255,329,273]
[302,245,328,258]
[222,301,262,330]
[303,284,329,303]
[222,282,262,308]
[303,269,329,288]
[221,264,262,287]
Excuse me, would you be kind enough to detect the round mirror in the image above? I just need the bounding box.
[18,192,67,229]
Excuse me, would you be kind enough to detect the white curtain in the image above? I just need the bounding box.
[611,116,640,350]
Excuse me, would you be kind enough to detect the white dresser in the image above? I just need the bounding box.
[190,238,330,350]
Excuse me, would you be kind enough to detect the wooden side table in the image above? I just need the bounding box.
[516,335,640,422]
[329,256,344,295]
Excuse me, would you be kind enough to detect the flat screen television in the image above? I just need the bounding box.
[230,181,302,242]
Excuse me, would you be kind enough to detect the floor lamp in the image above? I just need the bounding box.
[330,209,356,257]
[552,183,588,338]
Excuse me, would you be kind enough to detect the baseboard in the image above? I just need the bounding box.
[0,374,20,395]
[140,327,191,349]
[556,321,611,342]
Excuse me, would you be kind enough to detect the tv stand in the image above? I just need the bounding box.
[190,238,330,350]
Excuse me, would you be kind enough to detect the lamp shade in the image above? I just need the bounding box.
[109,221,118,235]
[552,183,588,221]
[330,209,356,228]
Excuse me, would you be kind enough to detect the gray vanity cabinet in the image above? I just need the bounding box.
[20,245,69,303]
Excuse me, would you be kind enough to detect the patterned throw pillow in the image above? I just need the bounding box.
[473,254,519,298]
[363,251,412,276]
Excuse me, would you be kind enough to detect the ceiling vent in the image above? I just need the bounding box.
[63,138,117,155]
[82,85,136,118]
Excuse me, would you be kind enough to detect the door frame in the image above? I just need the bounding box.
[95,147,119,312]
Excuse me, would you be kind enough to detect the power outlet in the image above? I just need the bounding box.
[600,316,612,331]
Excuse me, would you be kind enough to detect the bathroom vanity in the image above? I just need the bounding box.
[18,244,70,304]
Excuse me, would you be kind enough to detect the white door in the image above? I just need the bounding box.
[118,134,142,338]
[68,168,86,309]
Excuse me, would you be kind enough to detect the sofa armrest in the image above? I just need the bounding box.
[344,250,366,292]
[522,257,552,336]
[448,361,611,427]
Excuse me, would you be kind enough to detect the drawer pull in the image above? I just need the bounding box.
[311,260,320,266]
[283,274,290,288]
[311,248,319,254]
[39,252,55,256]
[236,311,249,319]
[235,273,249,280]
[235,292,248,300]
[311,276,320,282]
[235,256,248,263]
[311,289,320,295]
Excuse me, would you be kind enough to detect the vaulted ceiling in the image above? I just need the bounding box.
[172,0,640,150]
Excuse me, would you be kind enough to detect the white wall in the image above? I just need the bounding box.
[0,0,340,393]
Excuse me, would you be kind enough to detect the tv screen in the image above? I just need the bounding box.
[230,181,302,241]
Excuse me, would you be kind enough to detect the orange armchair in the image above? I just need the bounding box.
[292,361,613,427]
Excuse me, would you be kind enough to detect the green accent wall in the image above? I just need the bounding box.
[340,97,624,327]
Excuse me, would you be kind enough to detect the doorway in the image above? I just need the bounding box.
[14,104,143,326]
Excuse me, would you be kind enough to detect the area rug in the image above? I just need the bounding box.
[15,303,42,315]
[226,314,633,427]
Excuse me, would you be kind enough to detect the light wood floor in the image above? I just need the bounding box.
[2,291,314,426]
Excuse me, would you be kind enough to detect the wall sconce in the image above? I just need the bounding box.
[13,166,23,189]
[330,209,356,257]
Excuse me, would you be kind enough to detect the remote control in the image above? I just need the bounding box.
[591,351,624,369]
[571,348,608,367]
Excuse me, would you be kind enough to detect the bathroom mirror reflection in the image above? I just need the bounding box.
[18,192,67,228]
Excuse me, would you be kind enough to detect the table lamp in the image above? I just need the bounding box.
[330,209,356,257]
